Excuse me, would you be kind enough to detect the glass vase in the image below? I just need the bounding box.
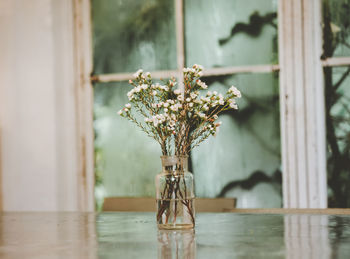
[155,156,195,230]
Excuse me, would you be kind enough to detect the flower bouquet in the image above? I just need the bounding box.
[119,64,241,229]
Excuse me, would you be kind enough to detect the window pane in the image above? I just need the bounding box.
[94,81,162,208]
[325,66,350,207]
[323,0,350,58]
[184,0,278,68]
[91,0,177,74]
[191,72,281,208]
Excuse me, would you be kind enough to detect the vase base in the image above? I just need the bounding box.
[157,223,194,230]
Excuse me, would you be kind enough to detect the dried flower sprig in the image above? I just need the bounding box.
[118,64,241,156]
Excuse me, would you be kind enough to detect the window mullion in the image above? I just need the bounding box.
[175,0,184,91]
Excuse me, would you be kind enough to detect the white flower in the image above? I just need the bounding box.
[125,103,131,108]
[190,92,197,99]
[203,105,209,111]
[230,103,238,109]
[189,103,194,107]
[219,100,224,105]
[117,110,123,115]
[213,91,218,95]
[151,103,157,108]
[152,91,157,96]
[135,86,141,92]
[164,103,169,108]
[170,105,178,112]
[127,90,134,100]
[133,69,143,78]
[141,84,148,90]
[174,89,181,95]
[186,97,191,102]
[145,72,151,77]
[213,115,218,120]
[207,91,212,96]
[164,108,168,112]
[228,86,241,97]
[197,80,207,89]
[177,95,184,101]
[198,112,206,118]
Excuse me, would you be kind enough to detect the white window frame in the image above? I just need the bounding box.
[74,0,350,209]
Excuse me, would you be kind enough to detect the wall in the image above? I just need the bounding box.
[0,0,80,211]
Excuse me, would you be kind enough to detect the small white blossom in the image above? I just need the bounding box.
[170,105,178,112]
[198,112,206,118]
[125,103,131,108]
[190,92,197,99]
[189,103,194,108]
[228,86,241,98]
[230,103,238,109]
[117,110,123,115]
[174,89,181,95]
[152,91,157,96]
[133,69,143,78]
[177,95,184,101]
[141,84,148,90]
[186,97,191,102]
[164,103,169,108]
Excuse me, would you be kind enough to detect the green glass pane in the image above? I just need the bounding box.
[191,73,281,208]
[92,0,177,74]
[323,0,350,57]
[325,66,350,207]
[184,0,278,68]
[94,81,162,207]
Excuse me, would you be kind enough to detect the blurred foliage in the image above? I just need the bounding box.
[214,13,281,200]
[323,0,350,208]
[218,11,278,64]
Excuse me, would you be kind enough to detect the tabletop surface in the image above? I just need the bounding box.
[0,212,350,259]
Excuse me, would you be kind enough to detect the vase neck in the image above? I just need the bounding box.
[161,155,188,173]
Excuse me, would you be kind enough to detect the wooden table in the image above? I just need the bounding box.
[0,212,349,258]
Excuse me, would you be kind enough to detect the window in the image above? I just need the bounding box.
[322,0,350,207]
[92,0,282,209]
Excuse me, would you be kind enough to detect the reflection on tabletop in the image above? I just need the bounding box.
[158,229,196,259]
[1,212,350,258]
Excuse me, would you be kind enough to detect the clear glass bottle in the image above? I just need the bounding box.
[156,156,195,230]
